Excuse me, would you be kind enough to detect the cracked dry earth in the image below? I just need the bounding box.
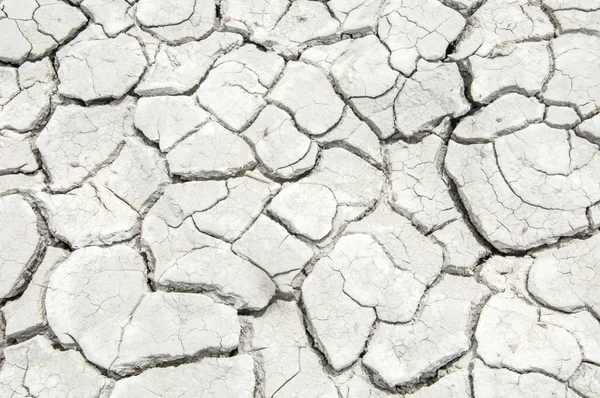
[3,0,600,398]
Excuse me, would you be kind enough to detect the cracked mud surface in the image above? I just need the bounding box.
[1,0,600,396]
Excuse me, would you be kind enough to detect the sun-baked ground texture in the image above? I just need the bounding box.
[1,0,600,397]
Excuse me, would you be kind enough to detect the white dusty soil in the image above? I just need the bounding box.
[1,0,600,396]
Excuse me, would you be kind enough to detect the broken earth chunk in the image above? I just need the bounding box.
[476,294,581,380]
[432,218,491,275]
[36,182,139,249]
[330,35,398,98]
[346,202,444,285]
[268,183,337,241]
[406,370,470,398]
[135,32,243,96]
[452,93,545,143]
[0,83,54,133]
[495,124,600,211]
[0,0,87,64]
[242,105,318,179]
[472,359,573,398]
[267,61,345,136]
[308,233,425,325]
[0,194,43,300]
[45,245,150,372]
[479,255,534,301]
[543,33,600,117]
[314,105,383,167]
[196,45,284,131]
[351,84,399,139]
[554,8,600,34]
[468,41,551,104]
[81,0,133,36]
[0,173,45,195]
[569,363,600,398]
[111,291,240,374]
[192,175,279,242]
[166,121,256,179]
[302,148,384,207]
[528,233,600,317]
[394,60,470,138]
[134,95,210,152]
[388,134,460,232]
[221,0,290,35]
[329,0,382,34]
[57,33,147,102]
[18,57,56,88]
[36,98,137,191]
[250,0,340,58]
[451,0,553,60]
[241,300,338,398]
[545,106,581,129]
[110,355,255,398]
[232,214,313,294]
[445,139,589,251]
[540,308,600,365]
[136,0,195,28]
[363,274,490,388]
[0,58,56,133]
[302,254,376,371]
[92,140,171,212]
[577,113,600,145]
[2,247,68,340]
[138,0,217,44]
[155,246,276,311]
[0,132,38,174]
[0,335,112,397]
[379,0,465,75]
